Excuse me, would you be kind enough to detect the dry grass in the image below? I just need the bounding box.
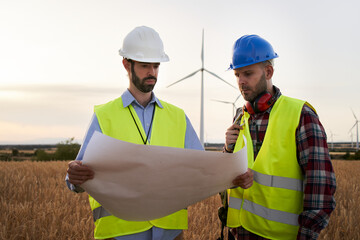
[317,160,360,240]
[185,195,224,239]
[0,160,359,240]
[0,161,93,240]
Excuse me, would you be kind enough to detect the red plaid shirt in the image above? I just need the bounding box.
[227,86,336,240]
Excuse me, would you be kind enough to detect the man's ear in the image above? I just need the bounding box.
[123,58,131,72]
[265,65,274,80]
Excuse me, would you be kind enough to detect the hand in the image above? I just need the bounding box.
[225,123,243,151]
[232,168,253,189]
[67,160,94,185]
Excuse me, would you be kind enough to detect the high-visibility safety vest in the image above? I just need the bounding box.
[227,95,309,240]
[90,96,187,239]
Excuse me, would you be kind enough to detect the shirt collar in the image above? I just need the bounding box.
[272,85,282,100]
[121,89,163,109]
[263,85,282,114]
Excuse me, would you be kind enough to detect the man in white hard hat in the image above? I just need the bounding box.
[65,26,203,240]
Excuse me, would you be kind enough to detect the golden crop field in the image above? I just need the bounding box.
[0,160,359,240]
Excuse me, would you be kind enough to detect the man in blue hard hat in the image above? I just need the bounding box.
[222,35,336,239]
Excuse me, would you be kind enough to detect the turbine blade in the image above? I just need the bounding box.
[204,69,237,89]
[234,94,241,102]
[201,29,204,66]
[349,122,357,133]
[166,69,201,88]
[351,108,358,121]
[211,99,232,104]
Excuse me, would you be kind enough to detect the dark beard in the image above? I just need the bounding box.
[131,63,157,93]
[245,72,267,102]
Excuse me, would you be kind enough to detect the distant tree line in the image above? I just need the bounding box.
[0,144,55,150]
[0,149,35,161]
[0,138,80,162]
[342,150,360,160]
[35,138,80,161]
[2,139,360,161]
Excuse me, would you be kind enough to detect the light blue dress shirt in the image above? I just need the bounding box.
[66,89,203,240]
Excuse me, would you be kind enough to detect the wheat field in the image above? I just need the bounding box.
[0,160,358,240]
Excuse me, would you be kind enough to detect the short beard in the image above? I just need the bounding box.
[131,62,157,93]
[244,72,267,102]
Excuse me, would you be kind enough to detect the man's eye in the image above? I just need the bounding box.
[244,72,252,76]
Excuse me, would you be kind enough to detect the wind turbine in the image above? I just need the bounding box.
[329,130,336,149]
[167,29,236,146]
[349,131,354,148]
[349,109,359,149]
[211,94,241,118]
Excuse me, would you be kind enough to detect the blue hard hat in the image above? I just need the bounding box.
[229,35,278,70]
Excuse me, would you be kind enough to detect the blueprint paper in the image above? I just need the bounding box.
[81,131,247,221]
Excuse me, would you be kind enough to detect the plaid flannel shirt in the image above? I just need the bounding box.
[227,86,336,240]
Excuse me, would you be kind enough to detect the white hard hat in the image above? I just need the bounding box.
[119,26,169,63]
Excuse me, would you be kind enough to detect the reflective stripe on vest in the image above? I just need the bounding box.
[228,169,302,226]
[252,170,303,192]
[90,97,187,239]
[227,95,307,240]
[228,197,299,226]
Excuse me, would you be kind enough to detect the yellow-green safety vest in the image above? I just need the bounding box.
[90,96,187,239]
[227,95,310,240]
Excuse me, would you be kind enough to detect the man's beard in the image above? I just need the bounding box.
[131,63,157,93]
[241,72,267,102]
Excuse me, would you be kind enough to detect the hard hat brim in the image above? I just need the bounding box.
[119,50,169,63]
[228,55,278,70]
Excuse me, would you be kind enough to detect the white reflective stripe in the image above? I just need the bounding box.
[93,206,112,222]
[253,170,303,192]
[242,199,299,226]
[228,197,242,210]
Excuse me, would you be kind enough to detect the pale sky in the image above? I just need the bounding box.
[1,0,360,144]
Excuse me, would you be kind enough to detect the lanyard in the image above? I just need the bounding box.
[128,105,155,145]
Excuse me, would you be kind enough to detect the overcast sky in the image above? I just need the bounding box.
[1,0,360,144]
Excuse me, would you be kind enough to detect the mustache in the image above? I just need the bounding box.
[143,76,157,81]
[240,85,250,91]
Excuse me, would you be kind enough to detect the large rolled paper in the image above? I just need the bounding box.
[81,131,247,221]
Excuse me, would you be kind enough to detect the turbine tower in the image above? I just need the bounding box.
[167,29,236,146]
[349,131,354,148]
[329,130,336,149]
[349,109,359,149]
[212,94,241,118]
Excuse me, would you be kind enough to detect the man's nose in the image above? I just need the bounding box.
[148,66,157,76]
[238,76,246,85]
